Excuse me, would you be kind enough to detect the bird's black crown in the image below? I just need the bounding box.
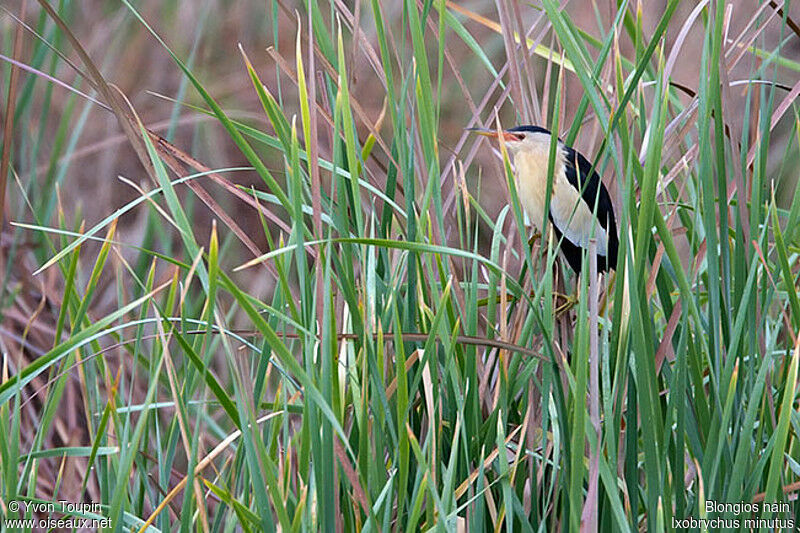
[507,125,552,135]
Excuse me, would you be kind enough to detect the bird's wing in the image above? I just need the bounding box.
[548,212,586,274]
[560,146,619,269]
[562,147,613,230]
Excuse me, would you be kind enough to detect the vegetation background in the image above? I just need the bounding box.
[1,0,800,530]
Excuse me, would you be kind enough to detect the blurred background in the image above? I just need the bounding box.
[2,0,800,528]
[3,0,798,251]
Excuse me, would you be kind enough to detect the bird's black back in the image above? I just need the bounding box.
[561,145,618,273]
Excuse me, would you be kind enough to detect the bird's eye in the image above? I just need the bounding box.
[501,131,525,143]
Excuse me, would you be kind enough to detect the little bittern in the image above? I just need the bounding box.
[471,125,618,274]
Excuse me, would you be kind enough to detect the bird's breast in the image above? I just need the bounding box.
[513,148,554,231]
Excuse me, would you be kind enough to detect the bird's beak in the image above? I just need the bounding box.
[466,127,519,142]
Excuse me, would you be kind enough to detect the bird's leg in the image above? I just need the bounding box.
[527,229,542,248]
[554,290,578,317]
[550,261,576,317]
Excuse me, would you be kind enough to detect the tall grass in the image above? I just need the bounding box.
[1,0,800,531]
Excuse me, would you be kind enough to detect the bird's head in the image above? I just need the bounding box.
[467,125,554,154]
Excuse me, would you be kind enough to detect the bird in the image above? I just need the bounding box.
[469,125,618,275]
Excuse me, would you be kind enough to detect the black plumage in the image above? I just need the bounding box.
[560,145,619,274]
[507,125,552,136]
